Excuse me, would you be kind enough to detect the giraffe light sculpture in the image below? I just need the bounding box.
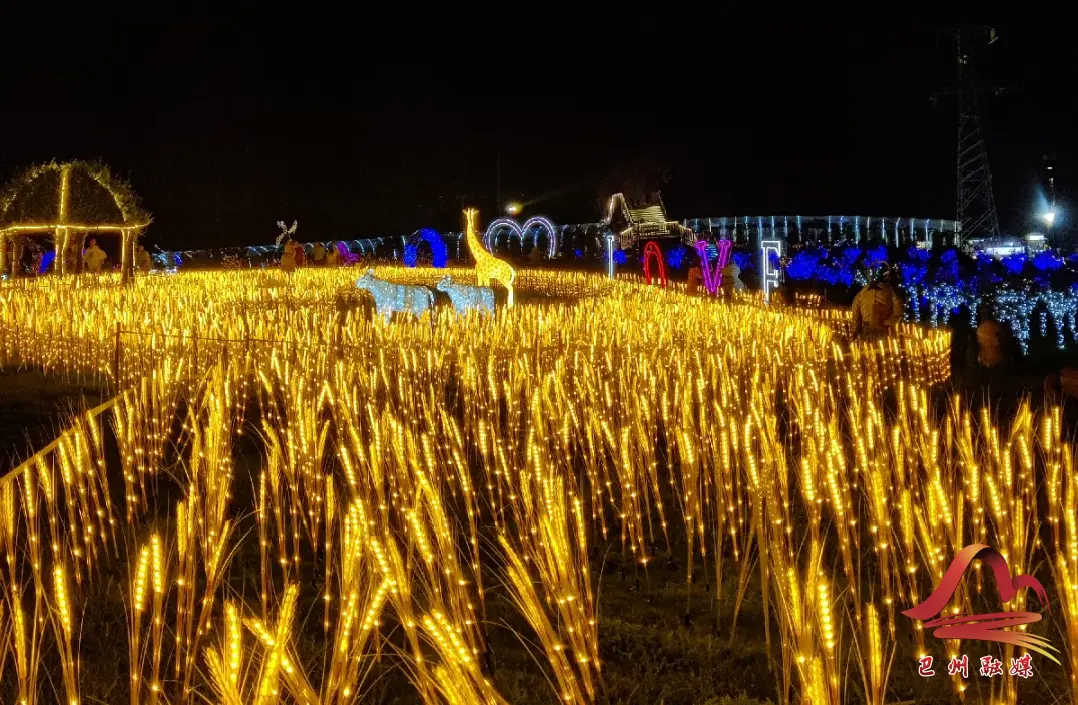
[464,208,516,307]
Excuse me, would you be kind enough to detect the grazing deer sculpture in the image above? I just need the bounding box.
[436,275,495,315]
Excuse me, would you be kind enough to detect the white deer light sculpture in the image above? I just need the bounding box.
[354,269,435,321]
[436,275,495,315]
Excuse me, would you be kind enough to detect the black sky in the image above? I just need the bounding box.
[2,20,1074,250]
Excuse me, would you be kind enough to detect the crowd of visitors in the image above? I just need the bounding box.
[680,257,1076,403]
[281,240,341,273]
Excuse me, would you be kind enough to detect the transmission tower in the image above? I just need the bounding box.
[954,27,1001,241]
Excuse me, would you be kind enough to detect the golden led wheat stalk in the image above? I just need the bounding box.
[0,267,1068,705]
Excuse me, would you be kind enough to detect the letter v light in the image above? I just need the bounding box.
[694,239,733,295]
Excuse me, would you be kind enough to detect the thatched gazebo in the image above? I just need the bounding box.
[0,161,151,280]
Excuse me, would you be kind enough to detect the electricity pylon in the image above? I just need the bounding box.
[948,27,1002,242]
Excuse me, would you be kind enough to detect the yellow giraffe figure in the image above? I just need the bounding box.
[464,208,516,307]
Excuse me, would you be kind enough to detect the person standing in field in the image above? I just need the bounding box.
[294,244,306,268]
[313,242,326,266]
[83,238,107,274]
[280,240,296,273]
[976,301,1013,368]
[721,259,744,297]
[325,243,339,268]
[136,244,152,271]
[687,263,704,295]
[850,267,904,340]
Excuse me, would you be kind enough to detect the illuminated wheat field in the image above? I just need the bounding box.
[0,267,1072,705]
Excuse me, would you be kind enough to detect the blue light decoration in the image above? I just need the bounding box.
[774,242,1078,353]
[863,245,888,269]
[613,249,627,265]
[38,250,55,274]
[994,289,1038,353]
[785,249,821,280]
[1001,254,1027,276]
[923,283,972,328]
[905,246,929,264]
[731,251,753,272]
[403,229,448,268]
[666,244,688,269]
[899,260,928,288]
[1033,250,1064,273]
[574,249,584,259]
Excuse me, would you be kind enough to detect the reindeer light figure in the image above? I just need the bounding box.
[276,220,298,247]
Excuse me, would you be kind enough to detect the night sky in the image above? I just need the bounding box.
[2,20,1073,250]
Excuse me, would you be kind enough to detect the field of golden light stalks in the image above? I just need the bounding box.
[0,266,1072,705]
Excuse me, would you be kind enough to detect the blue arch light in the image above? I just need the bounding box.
[403,229,448,268]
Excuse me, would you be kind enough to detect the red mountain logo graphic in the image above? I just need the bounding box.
[903,544,1059,664]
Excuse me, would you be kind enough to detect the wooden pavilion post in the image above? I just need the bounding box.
[55,227,67,276]
[11,238,24,277]
[120,228,133,284]
[77,233,87,274]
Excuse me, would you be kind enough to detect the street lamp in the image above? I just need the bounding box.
[1044,210,1057,244]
